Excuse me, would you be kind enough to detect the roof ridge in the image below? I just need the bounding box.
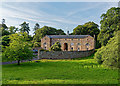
[45,35,92,39]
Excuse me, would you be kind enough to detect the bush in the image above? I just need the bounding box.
[94,31,120,68]
[49,41,61,51]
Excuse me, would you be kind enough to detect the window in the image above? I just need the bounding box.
[78,43,81,45]
[44,42,46,45]
[71,43,74,46]
[71,39,73,40]
[71,47,73,51]
[78,48,80,51]
[86,43,89,46]
[44,47,46,49]
[87,48,88,50]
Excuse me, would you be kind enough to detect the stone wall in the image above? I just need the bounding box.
[38,49,94,59]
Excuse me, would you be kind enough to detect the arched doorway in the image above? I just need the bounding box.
[64,43,68,51]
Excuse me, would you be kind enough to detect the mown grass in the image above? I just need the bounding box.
[2,57,118,84]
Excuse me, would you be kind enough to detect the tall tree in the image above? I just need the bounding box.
[20,22,30,34]
[3,32,34,65]
[0,19,9,36]
[9,26,18,34]
[72,21,100,48]
[94,31,120,68]
[56,29,66,35]
[72,22,100,38]
[98,7,120,46]
[33,26,65,42]
[33,23,40,31]
[2,19,5,24]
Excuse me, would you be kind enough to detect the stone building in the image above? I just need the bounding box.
[41,34,95,51]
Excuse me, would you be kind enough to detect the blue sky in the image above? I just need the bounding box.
[0,2,118,35]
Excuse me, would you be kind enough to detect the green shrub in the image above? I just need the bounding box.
[49,41,61,51]
[39,49,49,52]
[94,31,120,68]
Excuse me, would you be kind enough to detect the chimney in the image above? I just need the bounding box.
[67,31,69,35]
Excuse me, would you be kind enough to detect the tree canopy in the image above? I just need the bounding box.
[98,7,120,46]
[8,26,18,34]
[33,26,65,42]
[20,22,30,34]
[3,32,34,65]
[33,23,40,31]
[94,31,120,68]
[1,35,10,48]
[72,21,100,48]
[72,21,100,39]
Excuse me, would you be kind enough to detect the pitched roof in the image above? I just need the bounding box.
[46,35,91,39]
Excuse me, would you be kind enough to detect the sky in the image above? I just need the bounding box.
[0,2,119,36]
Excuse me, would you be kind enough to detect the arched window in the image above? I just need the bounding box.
[86,43,89,46]
[71,47,73,51]
[78,48,80,51]
[86,43,89,50]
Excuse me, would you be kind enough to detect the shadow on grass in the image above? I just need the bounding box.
[2,58,98,69]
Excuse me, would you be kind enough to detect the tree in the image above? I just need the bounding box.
[0,19,9,36]
[1,35,10,47]
[72,21,100,48]
[33,42,41,48]
[0,27,9,36]
[33,23,40,31]
[3,32,34,65]
[19,22,30,34]
[94,31,120,68]
[33,26,65,42]
[8,26,18,34]
[49,41,61,51]
[1,19,8,30]
[72,22,99,38]
[56,29,66,35]
[2,19,5,24]
[98,7,120,46]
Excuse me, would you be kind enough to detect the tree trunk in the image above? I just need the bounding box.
[18,60,20,65]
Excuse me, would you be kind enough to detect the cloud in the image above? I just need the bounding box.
[0,2,118,36]
[1,2,83,26]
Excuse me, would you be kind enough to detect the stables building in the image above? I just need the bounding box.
[41,33,95,51]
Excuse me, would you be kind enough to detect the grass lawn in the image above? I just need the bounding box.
[2,56,118,84]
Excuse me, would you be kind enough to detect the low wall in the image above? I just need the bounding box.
[38,49,94,59]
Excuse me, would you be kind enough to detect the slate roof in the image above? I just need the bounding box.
[46,35,91,39]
